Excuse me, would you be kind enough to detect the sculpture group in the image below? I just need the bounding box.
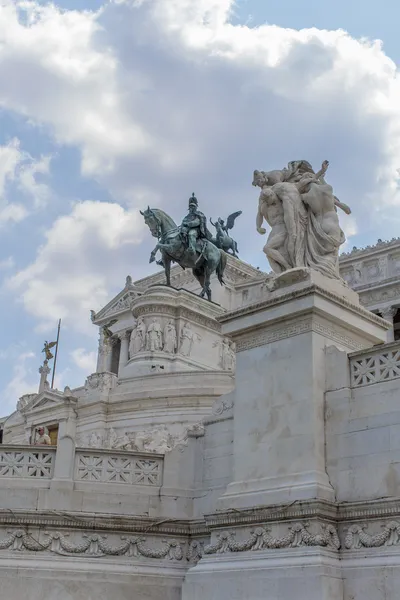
[128,318,200,359]
[253,160,351,280]
[141,159,350,300]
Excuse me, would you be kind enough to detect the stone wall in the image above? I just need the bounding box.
[326,341,400,502]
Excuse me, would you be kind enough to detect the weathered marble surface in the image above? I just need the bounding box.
[3,258,400,600]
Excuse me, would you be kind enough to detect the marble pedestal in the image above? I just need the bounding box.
[216,270,388,509]
[183,270,389,600]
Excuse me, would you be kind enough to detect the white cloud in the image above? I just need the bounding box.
[7,200,145,332]
[71,348,97,373]
[2,0,400,331]
[0,137,52,225]
[0,1,151,176]
[1,351,37,416]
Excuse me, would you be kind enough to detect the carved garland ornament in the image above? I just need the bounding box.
[345,522,400,549]
[204,522,340,554]
[0,529,185,560]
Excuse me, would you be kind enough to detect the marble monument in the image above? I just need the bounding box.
[0,165,400,600]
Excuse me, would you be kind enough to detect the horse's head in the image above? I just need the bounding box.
[140,206,160,238]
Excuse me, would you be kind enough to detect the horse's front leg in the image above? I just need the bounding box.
[149,243,160,263]
[164,254,172,286]
[201,270,212,301]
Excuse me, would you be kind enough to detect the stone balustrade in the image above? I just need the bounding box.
[0,444,163,488]
[75,448,163,486]
[349,341,400,387]
[0,445,55,479]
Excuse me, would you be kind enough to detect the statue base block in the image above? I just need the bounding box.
[216,268,388,510]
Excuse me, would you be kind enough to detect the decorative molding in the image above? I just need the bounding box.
[219,282,388,328]
[0,449,55,479]
[340,237,400,259]
[75,452,162,486]
[235,316,364,353]
[205,500,339,529]
[350,344,400,387]
[204,522,340,554]
[0,510,208,537]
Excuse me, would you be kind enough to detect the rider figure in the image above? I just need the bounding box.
[180,193,209,254]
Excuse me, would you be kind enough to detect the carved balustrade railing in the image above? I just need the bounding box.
[0,445,55,479]
[0,445,163,487]
[350,341,400,387]
[74,448,163,486]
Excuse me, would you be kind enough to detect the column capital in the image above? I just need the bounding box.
[382,306,397,321]
[117,329,131,341]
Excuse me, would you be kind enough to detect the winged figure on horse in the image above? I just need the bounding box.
[209,211,242,256]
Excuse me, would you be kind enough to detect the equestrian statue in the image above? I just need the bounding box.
[210,211,242,256]
[141,193,227,301]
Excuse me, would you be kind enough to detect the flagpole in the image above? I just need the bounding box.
[51,319,61,389]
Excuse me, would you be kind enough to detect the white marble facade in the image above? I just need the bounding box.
[340,237,400,341]
[2,251,400,600]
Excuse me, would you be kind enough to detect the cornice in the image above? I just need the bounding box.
[205,500,339,529]
[348,339,400,359]
[0,509,208,536]
[2,498,400,541]
[218,283,388,328]
[340,238,400,261]
[354,276,400,294]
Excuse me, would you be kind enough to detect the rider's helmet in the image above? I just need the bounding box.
[188,193,198,209]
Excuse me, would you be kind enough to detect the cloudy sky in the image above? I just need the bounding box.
[0,0,399,415]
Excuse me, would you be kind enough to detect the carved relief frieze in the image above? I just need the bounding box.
[359,283,400,307]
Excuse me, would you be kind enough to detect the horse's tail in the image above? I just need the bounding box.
[217,251,227,285]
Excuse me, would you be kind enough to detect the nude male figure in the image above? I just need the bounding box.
[253,170,292,273]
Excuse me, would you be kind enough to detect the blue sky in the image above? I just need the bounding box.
[0,0,400,415]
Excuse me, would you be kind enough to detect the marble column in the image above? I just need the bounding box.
[96,328,105,372]
[118,330,130,375]
[104,338,114,372]
[382,306,397,343]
